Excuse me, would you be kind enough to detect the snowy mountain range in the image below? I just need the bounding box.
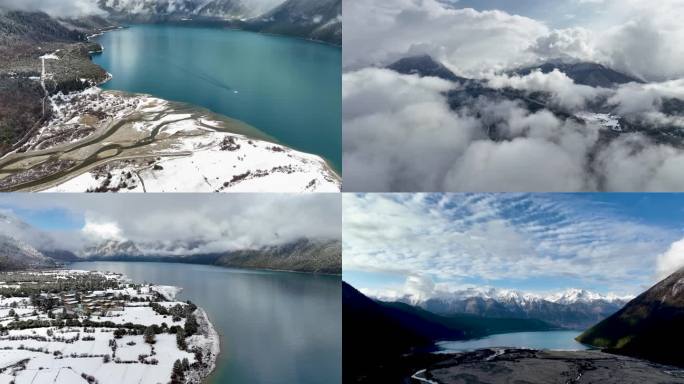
[370,286,632,329]
[0,212,341,273]
[386,54,684,155]
[95,0,341,43]
[97,0,279,20]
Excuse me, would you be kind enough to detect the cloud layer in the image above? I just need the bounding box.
[0,0,286,18]
[343,194,679,295]
[344,0,684,81]
[0,194,340,254]
[343,56,684,192]
[0,0,105,17]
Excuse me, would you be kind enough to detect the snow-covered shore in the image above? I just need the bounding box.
[185,308,220,383]
[0,270,220,384]
[0,86,341,192]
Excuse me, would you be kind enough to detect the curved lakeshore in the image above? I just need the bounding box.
[186,308,221,383]
[0,25,341,192]
[72,261,342,384]
[92,24,342,171]
[0,85,340,192]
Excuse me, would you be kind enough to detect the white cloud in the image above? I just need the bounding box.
[343,68,483,191]
[656,238,684,279]
[0,194,340,254]
[486,69,606,110]
[343,194,674,289]
[529,27,599,62]
[444,138,590,192]
[82,218,122,240]
[343,0,548,76]
[0,0,105,17]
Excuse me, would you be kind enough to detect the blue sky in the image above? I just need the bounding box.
[343,194,684,297]
[1,206,84,231]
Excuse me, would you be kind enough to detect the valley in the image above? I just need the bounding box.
[344,267,684,384]
[0,7,341,192]
[0,210,342,275]
[0,194,342,384]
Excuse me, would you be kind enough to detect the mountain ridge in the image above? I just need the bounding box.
[370,286,630,329]
[93,0,341,44]
[343,282,556,383]
[0,234,57,270]
[577,266,684,367]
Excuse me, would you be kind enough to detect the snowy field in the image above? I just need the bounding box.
[1,85,341,192]
[0,270,219,384]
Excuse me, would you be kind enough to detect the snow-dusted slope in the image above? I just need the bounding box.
[98,0,285,19]
[546,288,632,304]
[370,286,633,329]
[7,87,340,193]
[0,234,56,270]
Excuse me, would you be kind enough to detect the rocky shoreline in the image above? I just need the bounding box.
[150,283,219,384]
[186,308,221,384]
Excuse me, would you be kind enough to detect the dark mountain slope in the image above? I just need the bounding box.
[0,10,83,44]
[81,238,341,274]
[246,0,341,44]
[577,267,684,367]
[0,234,57,270]
[343,281,455,383]
[343,282,555,383]
[515,61,644,88]
[0,10,112,154]
[215,238,341,274]
[387,55,467,83]
[423,295,626,329]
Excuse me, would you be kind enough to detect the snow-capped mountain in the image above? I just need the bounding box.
[546,288,632,305]
[0,234,57,270]
[97,0,271,19]
[81,239,143,258]
[79,237,342,274]
[95,0,341,44]
[373,286,632,329]
[247,0,341,43]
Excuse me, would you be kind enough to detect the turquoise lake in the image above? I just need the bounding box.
[92,25,342,171]
[71,261,341,384]
[437,331,591,352]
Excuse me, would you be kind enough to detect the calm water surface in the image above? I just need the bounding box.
[93,25,342,170]
[71,261,341,384]
[437,331,591,352]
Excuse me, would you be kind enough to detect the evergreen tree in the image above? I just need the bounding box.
[143,326,156,344]
[176,329,187,350]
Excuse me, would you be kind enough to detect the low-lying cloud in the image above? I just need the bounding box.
[0,194,340,254]
[343,64,684,192]
[0,0,286,18]
[0,0,105,17]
